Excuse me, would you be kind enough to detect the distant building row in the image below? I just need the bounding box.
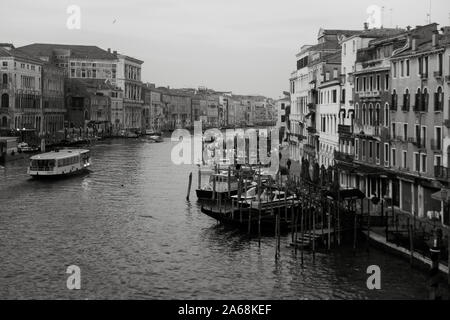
[0,43,276,142]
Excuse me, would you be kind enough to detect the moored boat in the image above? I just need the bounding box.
[27,149,91,178]
[196,172,239,200]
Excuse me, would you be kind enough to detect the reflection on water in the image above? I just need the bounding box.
[0,139,441,299]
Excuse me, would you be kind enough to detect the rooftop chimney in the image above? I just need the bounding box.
[411,37,417,51]
[364,22,369,31]
[432,30,439,47]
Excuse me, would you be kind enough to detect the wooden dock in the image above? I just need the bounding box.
[363,230,449,275]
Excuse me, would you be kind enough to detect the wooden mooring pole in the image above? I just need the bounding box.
[186,172,192,201]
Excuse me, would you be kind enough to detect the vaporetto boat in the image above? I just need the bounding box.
[28,149,91,178]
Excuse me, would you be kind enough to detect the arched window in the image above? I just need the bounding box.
[375,103,381,125]
[1,93,9,109]
[355,103,360,122]
[403,89,410,111]
[362,103,367,125]
[435,87,443,111]
[384,103,389,127]
[1,116,7,127]
[423,88,429,111]
[415,88,422,111]
[392,89,398,110]
[369,103,374,126]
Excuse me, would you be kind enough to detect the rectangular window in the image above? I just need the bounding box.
[414,153,420,172]
[391,148,397,167]
[435,127,442,150]
[355,139,360,160]
[419,57,423,75]
[385,74,389,91]
[332,90,337,103]
[369,141,373,159]
[415,125,420,143]
[421,154,427,173]
[402,150,407,169]
[421,126,427,148]
[403,123,407,140]
[406,60,410,76]
[400,61,404,77]
[376,75,380,91]
[393,62,397,78]
[392,123,396,138]
[376,142,380,164]
[362,140,366,160]
[384,143,389,166]
[435,155,442,167]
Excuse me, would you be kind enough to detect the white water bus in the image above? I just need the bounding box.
[28,149,91,178]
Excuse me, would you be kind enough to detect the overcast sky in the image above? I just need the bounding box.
[1,0,449,98]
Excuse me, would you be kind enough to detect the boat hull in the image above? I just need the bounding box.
[29,167,90,179]
[196,189,238,201]
[200,206,293,232]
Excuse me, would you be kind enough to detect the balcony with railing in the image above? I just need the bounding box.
[307,126,317,134]
[407,137,426,150]
[435,166,450,180]
[413,93,428,112]
[338,124,352,136]
[431,139,442,152]
[334,151,354,163]
[434,71,443,79]
[304,144,316,157]
[359,91,381,99]
[1,83,11,90]
[391,94,398,111]
[401,94,410,112]
[434,92,444,111]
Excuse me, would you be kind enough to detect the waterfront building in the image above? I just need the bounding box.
[390,24,447,218]
[336,27,406,189]
[192,92,209,126]
[352,31,408,199]
[317,64,341,169]
[289,29,360,169]
[160,88,192,130]
[115,54,144,132]
[65,78,119,135]
[289,45,311,162]
[0,43,43,138]
[41,62,66,143]
[275,92,290,140]
[17,44,119,84]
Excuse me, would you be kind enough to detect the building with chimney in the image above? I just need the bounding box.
[389,23,446,218]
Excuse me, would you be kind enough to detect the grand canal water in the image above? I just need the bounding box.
[0,138,443,299]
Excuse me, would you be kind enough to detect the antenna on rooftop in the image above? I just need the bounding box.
[427,0,432,24]
[390,8,393,28]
